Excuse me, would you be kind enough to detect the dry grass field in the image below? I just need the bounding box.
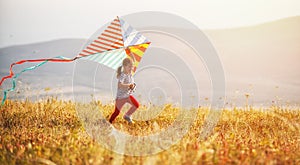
[0,98,299,164]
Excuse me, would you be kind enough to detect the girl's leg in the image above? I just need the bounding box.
[109,98,127,123]
[125,95,140,117]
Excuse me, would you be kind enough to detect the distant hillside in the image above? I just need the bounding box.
[0,16,299,106]
[0,39,85,74]
[204,16,300,79]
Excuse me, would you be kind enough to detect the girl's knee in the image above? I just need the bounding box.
[129,95,139,108]
[133,99,139,109]
[135,102,139,109]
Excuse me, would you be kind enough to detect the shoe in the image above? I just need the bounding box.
[123,115,134,124]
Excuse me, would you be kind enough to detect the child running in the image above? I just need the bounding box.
[109,58,139,124]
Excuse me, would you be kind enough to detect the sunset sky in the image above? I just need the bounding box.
[0,0,299,48]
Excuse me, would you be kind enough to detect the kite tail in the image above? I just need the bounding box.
[0,56,77,106]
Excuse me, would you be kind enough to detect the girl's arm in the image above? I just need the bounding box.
[129,52,136,63]
[118,82,134,89]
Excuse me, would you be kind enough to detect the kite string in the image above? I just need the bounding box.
[0,56,77,106]
[0,56,75,86]
[1,60,49,105]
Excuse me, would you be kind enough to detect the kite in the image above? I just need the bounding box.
[0,16,151,105]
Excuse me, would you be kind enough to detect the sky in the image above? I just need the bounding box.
[0,0,300,48]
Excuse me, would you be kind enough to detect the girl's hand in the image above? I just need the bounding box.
[128,83,136,90]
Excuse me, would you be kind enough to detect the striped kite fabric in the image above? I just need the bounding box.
[0,16,151,105]
[77,18,124,58]
[81,17,151,71]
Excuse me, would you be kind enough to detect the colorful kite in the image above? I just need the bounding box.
[0,17,151,105]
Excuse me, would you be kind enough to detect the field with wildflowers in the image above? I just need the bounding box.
[0,98,299,164]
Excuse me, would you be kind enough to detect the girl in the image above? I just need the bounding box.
[109,58,139,124]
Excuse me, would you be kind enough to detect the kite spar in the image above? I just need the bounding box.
[0,17,151,105]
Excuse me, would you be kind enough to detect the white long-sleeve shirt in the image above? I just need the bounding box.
[116,72,134,99]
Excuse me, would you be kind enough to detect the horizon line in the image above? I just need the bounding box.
[1,15,299,49]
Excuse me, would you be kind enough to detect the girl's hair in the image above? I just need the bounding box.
[116,58,133,78]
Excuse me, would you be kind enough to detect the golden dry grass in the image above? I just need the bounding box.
[0,98,299,164]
